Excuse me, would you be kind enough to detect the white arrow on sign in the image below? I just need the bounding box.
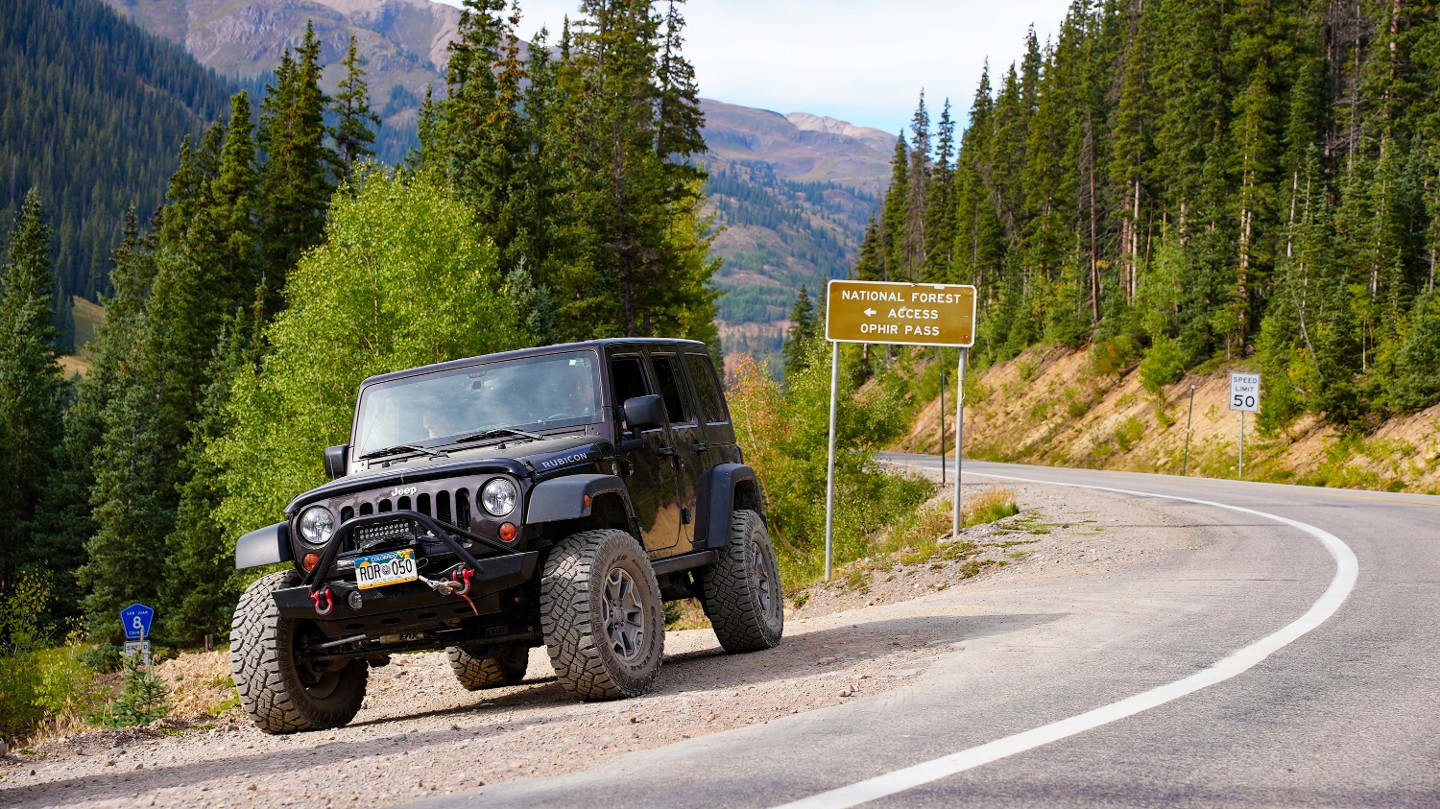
[863,308,877,317]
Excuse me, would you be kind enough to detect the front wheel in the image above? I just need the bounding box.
[701,509,784,653]
[540,529,665,700]
[231,570,368,734]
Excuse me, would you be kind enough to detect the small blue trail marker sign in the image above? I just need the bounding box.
[120,603,155,640]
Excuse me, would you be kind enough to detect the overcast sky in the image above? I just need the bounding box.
[435,0,1072,136]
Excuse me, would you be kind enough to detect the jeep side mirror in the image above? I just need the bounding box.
[323,444,350,480]
[621,394,666,432]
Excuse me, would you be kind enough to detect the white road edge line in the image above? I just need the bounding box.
[771,470,1360,809]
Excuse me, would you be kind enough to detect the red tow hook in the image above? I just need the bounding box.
[310,587,335,616]
[450,567,475,596]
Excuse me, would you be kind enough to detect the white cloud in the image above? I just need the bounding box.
[435,0,1070,134]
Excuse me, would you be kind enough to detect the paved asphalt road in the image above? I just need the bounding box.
[416,459,1440,808]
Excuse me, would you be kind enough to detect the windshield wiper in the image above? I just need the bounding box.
[356,443,447,461]
[452,427,543,445]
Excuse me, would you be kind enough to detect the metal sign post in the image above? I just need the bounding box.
[939,370,946,485]
[1228,372,1260,478]
[823,280,977,579]
[953,349,968,539]
[824,342,840,581]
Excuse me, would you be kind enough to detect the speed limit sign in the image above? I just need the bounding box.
[1229,372,1260,413]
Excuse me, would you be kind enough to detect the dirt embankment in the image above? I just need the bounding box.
[899,344,1440,493]
[0,477,1179,809]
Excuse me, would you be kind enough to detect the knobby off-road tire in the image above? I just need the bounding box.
[447,642,529,691]
[231,570,367,734]
[701,509,784,653]
[540,529,664,700]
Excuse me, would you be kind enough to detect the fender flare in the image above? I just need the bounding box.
[696,464,762,549]
[526,474,631,523]
[235,522,292,570]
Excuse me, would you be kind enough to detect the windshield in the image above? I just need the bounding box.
[353,350,602,457]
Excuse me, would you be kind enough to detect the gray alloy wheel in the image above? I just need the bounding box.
[540,529,664,700]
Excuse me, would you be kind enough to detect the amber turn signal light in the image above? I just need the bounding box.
[498,522,518,542]
[303,553,320,571]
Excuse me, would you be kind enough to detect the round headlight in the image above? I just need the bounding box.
[298,506,335,546]
[480,478,518,517]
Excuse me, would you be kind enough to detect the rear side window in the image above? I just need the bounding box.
[684,353,728,424]
[610,356,650,405]
[651,355,694,425]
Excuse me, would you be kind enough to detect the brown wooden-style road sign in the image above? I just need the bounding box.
[825,280,977,348]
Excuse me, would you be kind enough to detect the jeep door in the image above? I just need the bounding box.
[648,352,703,549]
[607,352,683,554]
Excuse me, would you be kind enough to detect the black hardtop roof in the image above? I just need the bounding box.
[359,338,710,388]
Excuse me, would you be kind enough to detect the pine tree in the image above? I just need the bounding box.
[782,286,817,380]
[0,191,66,593]
[257,24,336,319]
[922,99,957,282]
[877,133,909,282]
[901,92,931,281]
[332,36,380,181]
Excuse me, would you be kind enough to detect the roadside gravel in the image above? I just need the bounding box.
[0,476,1203,808]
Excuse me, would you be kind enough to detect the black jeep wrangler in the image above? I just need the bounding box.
[230,339,783,734]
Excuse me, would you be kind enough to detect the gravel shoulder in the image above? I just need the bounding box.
[0,476,1206,808]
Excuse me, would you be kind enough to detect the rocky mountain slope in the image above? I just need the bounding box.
[899,345,1440,494]
[101,0,458,143]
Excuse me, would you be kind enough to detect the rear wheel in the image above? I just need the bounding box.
[701,509,784,653]
[540,529,664,700]
[447,642,529,691]
[231,570,368,734]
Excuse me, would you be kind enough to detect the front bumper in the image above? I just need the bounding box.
[274,550,537,633]
[282,509,537,636]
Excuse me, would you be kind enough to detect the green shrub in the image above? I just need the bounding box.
[1088,335,1138,377]
[0,571,53,741]
[1155,406,1176,429]
[34,642,109,728]
[1139,336,1186,394]
[728,342,935,589]
[1115,417,1145,451]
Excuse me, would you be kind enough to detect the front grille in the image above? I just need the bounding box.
[326,481,479,555]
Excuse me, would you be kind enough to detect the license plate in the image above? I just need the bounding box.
[354,548,418,590]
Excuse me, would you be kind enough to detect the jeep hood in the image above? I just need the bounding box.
[285,434,609,516]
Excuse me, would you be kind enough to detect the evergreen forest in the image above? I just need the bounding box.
[0,0,237,341]
[857,0,1440,433]
[0,0,718,674]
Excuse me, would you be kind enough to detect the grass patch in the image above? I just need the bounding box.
[1028,398,1054,422]
[796,487,1024,596]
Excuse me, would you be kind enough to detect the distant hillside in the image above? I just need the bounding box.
[699,101,890,362]
[0,0,234,323]
[100,0,460,164]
